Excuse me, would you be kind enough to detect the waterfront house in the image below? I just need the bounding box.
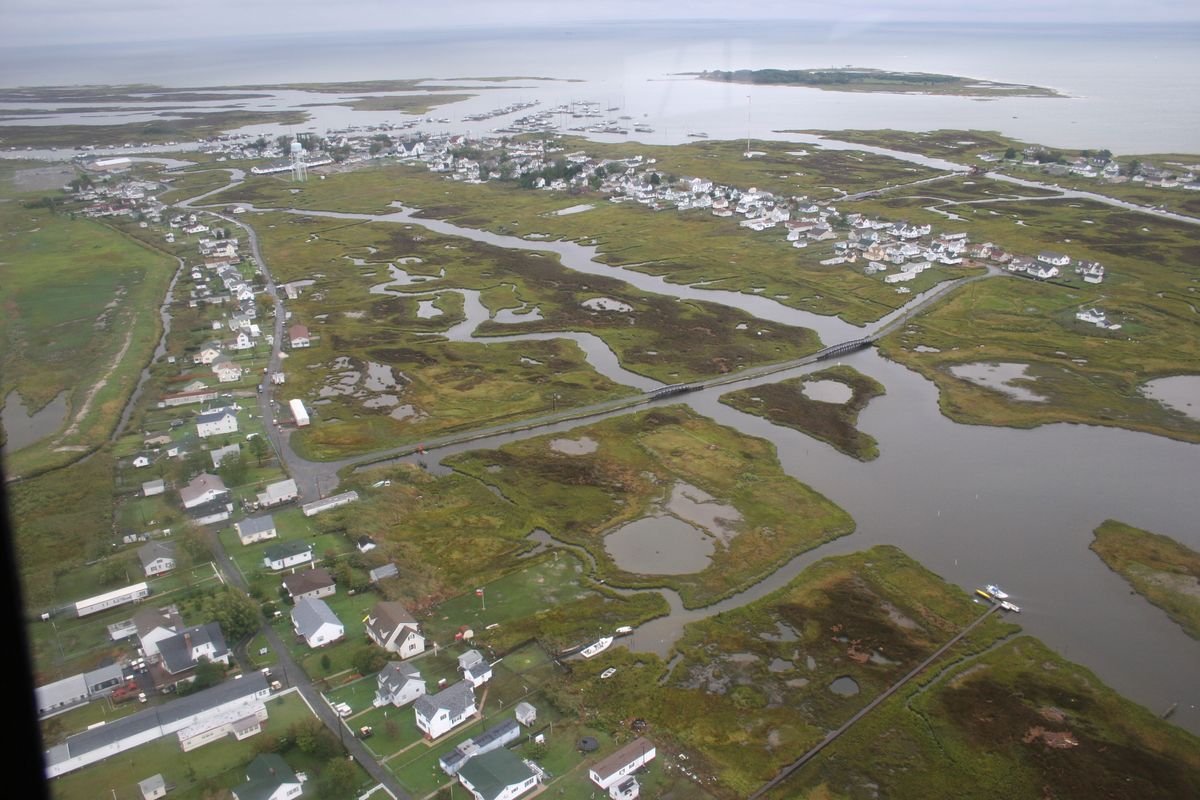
[440,718,521,776]
[589,738,656,791]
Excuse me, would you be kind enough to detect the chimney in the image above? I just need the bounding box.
[184,632,192,653]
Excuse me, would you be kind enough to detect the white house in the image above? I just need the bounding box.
[589,738,656,791]
[365,601,426,659]
[288,324,310,348]
[1037,251,1071,267]
[232,754,305,800]
[156,623,232,678]
[373,661,426,708]
[193,343,222,365]
[210,443,240,468]
[291,597,344,648]
[263,541,313,571]
[196,409,238,439]
[281,568,336,602]
[235,514,277,545]
[212,359,243,384]
[414,681,477,740]
[179,474,229,510]
[257,479,299,508]
[138,542,177,577]
[132,455,151,468]
[456,747,538,800]
[75,582,150,617]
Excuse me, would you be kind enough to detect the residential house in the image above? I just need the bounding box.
[300,491,358,517]
[212,358,243,384]
[589,738,656,791]
[257,479,299,508]
[356,535,377,553]
[456,748,538,800]
[373,661,426,708]
[365,601,426,658]
[440,718,521,776]
[291,597,344,648]
[132,454,151,468]
[155,623,232,684]
[281,568,335,603]
[196,409,238,438]
[235,514,277,545]
[289,324,311,348]
[1037,251,1071,267]
[193,343,222,365]
[1076,260,1105,284]
[515,702,537,727]
[263,541,314,571]
[134,605,184,662]
[210,443,241,468]
[138,542,177,577]
[180,474,229,510]
[414,681,477,740]
[464,659,493,688]
[231,754,305,800]
[35,664,125,718]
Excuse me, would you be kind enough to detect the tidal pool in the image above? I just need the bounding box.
[949,362,1047,402]
[2,390,68,452]
[1140,375,1200,421]
[829,676,860,696]
[582,297,634,313]
[605,515,715,575]
[801,379,854,404]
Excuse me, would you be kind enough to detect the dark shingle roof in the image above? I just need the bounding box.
[414,680,475,721]
[157,623,228,674]
[457,748,535,800]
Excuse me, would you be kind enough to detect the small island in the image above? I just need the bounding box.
[696,67,1063,98]
[719,365,886,460]
[1091,520,1200,639]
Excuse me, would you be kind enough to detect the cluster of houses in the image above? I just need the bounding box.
[73,167,168,222]
[982,145,1200,191]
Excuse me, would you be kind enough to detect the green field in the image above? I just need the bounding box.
[1091,520,1200,639]
[448,406,855,607]
[1,178,177,475]
[719,365,886,460]
[767,636,1200,799]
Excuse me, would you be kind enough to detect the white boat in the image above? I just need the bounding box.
[986,584,1009,599]
[580,637,613,658]
[1000,600,1021,613]
[600,668,617,679]
[614,626,633,635]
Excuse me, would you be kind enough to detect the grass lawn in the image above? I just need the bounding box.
[47,692,364,800]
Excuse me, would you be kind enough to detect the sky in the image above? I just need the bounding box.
[2,0,1198,48]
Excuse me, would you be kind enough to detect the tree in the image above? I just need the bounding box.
[218,453,249,487]
[317,758,356,799]
[1004,147,1017,161]
[320,653,332,673]
[180,524,213,563]
[201,588,259,640]
[1125,159,1142,177]
[648,172,661,186]
[178,658,222,694]
[351,645,385,677]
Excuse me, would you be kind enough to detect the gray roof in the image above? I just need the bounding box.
[45,673,267,766]
[158,622,229,674]
[366,600,418,641]
[291,597,342,639]
[137,541,177,570]
[414,680,475,721]
[196,409,236,425]
[465,662,492,681]
[282,567,334,597]
[369,563,399,582]
[179,473,227,505]
[138,774,166,797]
[235,753,298,800]
[84,663,126,691]
[35,674,89,713]
[378,660,422,690]
[236,514,276,536]
[264,540,312,562]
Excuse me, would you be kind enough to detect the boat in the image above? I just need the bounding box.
[986,584,1009,599]
[974,589,994,602]
[614,626,633,635]
[999,600,1021,613]
[633,125,654,133]
[580,636,613,658]
[600,668,617,679]
[687,132,709,138]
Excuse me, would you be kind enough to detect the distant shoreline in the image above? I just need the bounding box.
[692,68,1064,98]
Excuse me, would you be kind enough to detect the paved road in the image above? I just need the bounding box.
[204,527,407,800]
[748,603,1004,800]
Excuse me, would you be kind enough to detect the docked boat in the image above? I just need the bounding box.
[986,584,1009,599]
[614,626,634,635]
[580,636,614,658]
[1000,600,1021,613]
[600,668,617,679]
[974,589,994,601]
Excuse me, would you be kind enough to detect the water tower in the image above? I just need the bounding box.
[290,140,307,182]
